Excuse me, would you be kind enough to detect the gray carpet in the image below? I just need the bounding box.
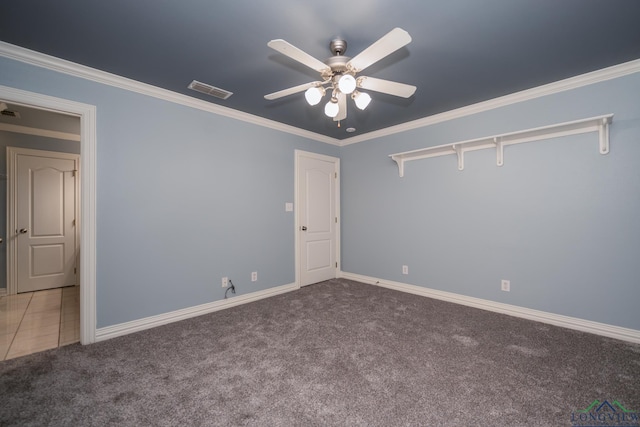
[1,279,639,426]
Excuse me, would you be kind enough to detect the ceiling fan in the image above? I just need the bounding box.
[264,28,417,124]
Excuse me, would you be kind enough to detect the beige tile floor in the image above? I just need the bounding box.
[0,286,79,361]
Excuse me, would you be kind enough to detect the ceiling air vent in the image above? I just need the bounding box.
[0,109,21,119]
[188,80,233,100]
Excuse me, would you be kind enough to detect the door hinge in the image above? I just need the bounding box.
[74,267,77,274]
[72,219,76,226]
[72,169,78,177]
[335,172,337,178]
[335,217,337,223]
[335,262,338,268]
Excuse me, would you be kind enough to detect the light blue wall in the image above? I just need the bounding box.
[0,132,80,290]
[2,54,639,332]
[340,72,640,330]
[0,56,338,328]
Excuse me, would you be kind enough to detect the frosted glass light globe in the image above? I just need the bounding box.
[324,100,339,117]
[353,91,371,110]
[305,87,324,106]
[338,74,356,94]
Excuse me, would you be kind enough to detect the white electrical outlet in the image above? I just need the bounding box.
[402,265,408,275]
[501,279,510,292]
[251,271,257,282]
[222,277,228,288]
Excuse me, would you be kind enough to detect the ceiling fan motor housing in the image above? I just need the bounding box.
[324,38,355,81]
[325,56,350,74]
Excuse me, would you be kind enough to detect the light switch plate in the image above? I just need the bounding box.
[285,202,293,212]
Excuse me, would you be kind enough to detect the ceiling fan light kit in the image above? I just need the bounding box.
[337,74,356,94]
[304,86,325,106]
[324,97,340,118]
[352,91,371,110]
[265,28,417,124]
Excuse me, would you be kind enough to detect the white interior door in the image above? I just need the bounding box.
[296,151,339,287]
[10,148,78,293]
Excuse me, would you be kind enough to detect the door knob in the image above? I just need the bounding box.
[301,226,307,231]
[19,228,28,234]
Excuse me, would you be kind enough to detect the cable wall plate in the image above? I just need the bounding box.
[389,114,613,176]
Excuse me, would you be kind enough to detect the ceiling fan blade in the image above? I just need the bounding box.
[334,92,347,122]
[347,28,412,73]
[357,76,416,98]
[264,81,322,100]
[268,39,331,74]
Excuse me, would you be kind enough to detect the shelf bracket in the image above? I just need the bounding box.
[599,116,610,155]
[391,155,405,177]
[454,145,464,170]
[495,137,504,167]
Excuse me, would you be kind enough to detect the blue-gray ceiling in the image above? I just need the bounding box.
[1,0,639,140]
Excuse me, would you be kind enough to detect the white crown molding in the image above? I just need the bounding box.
[3,41,638,148]
[341,58,640,146]
[339,271,640,344]
[96,282,298,342]
[0,123,81,141]
[0,41,339,146]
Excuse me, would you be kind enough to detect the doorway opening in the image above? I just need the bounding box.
[0,85,97,347]
[1,108,80,359]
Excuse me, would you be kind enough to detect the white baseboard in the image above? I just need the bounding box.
[95,282,298,342]
[339,271,640,344]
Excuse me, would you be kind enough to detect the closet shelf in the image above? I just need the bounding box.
[389,114,613,177]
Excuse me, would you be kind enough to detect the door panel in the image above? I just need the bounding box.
[306,240,332,271]
[16,153,77,293]
[297,152,338,287]
[31,244,65,276]
[307,170,332,232]
[32,168,65,235]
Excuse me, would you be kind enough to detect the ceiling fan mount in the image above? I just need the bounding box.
[329,38,348,56]
[265,28,417,124]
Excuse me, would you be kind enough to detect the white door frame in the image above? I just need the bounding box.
[1,85,97,345]
[294,150,340,288]
[7,147,80,294]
